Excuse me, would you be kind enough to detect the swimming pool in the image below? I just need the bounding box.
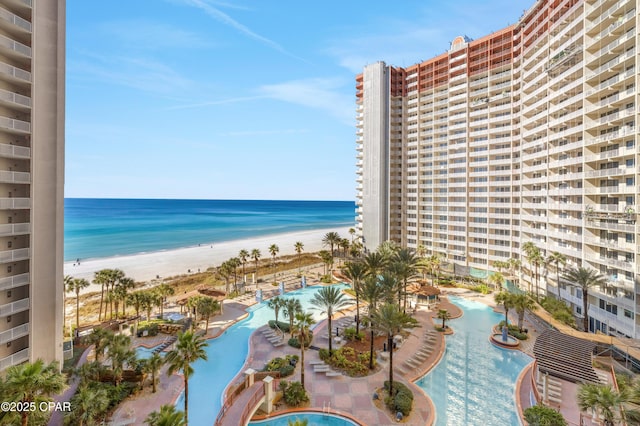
[185,284,348,425]
[415,296,532,425]
[249,412,359,426]
[135,345,165,360]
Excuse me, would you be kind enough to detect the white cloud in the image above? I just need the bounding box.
[99,19,213,50]
[258,78,354,125]
[172,0,306,61]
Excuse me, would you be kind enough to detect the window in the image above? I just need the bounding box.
[624,309,634,319]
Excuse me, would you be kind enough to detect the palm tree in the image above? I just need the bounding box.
[112,285,128,320]
[267,296,285,326]
[66,277,90,336]
[318,250,333,276]
[87,328,113,363]
[428,254,442,286]
[217,261,234,295]
[371,303,417,397]
[156,283,175,319]
[322,231,341,258]
[197,297,218,333]
[93,268,125,321]
[67,384,109,426]
[392,248,419,312]
[251,248,261,277]
[140,290,160,321]
[511,293,536,330]
[105,333,136,385]
[293,311,315,390]
[93,269,110,322]
[377,271,401,305]
[238,249,250,282]
[547,251,567,295]
[339,238,350,258]
[294,241,304,270]
[3,359,66,426]
[494,291,514,325]
[487,272,505,291]
[165,331,208,425]
[283,298,302,338]
[363,251,387,277]
[342,261,367,334]
[361,276,383,369]
[145,352,164,393]
[493,260,509,274]
[227,257,241,292]
[268,244,279,283]
[562,267,607,332]
[310,286,352,355]
[349,227,356,243]
[528,249,545,301]
[145,404,186,426]
[437,309,451,329]
[118,276,136,317]
[577,383,625,426]
[377,240,399,261]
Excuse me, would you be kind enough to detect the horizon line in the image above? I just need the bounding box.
[64,196,356,203]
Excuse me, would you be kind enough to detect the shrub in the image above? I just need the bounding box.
[523,405,567,426]
[279,364,294,377]
[343,327,364,342]
[288,335,312,349]
[264,355,299,374]
[268,320,290,332]
[497,321,529,340]
[383,381,413,416]
[320,275,333,283]
[280,381,309,407]
[318,348,330,361]
[541,297,576,328]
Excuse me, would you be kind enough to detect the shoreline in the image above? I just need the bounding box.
[65,226,351,293]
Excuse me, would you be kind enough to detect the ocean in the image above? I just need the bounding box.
[64,198,356,262]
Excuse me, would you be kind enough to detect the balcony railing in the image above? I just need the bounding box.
[0,348,28,371]
[0,322,29,344]
[0,198,30,209]
[0,298,28,317]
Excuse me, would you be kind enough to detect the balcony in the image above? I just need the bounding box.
[0,171,29,184]
[0,322,29,345]
[0,6,31,33]
[0,61,30,83]
[0,116,30,134]
[0,33,30,58]
[0,297,28,317]
[0,248,28,263]
[0,223,29,237]
[0,347,28,371]
[0,143,30,159]
[0,273,28,292]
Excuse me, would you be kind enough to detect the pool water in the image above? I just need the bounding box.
[135,345,165,360]
[249,412,358,426]
[415,296,532,426]
[185,284,348,425]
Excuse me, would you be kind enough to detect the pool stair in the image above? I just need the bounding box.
[311,361,343,378]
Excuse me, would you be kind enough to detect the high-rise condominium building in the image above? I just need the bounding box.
[356,0,640,338]
[0,0,65,370]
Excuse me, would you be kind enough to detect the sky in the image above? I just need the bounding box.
[66,0,530,201]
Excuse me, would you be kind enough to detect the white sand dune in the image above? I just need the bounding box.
[65,226,351,295]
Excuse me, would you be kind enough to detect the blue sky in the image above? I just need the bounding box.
[66,0,529,201]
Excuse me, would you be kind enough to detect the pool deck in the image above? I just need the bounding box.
[110,274,545,426]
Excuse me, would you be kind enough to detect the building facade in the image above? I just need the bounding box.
[356,0,640,338]
[0,0,65,370]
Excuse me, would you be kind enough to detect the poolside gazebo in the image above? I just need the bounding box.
[407,283,441,308]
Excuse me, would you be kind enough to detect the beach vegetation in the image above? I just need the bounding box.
[294,241,304,270]
[66,275,90,336]
[310,286,353,355]
[322,231,341,261]
[145,404,186,426]
[268,244,280,283]
[318,250,333,276]
[279,380,309,407]
[238,249,249,281]
[0,359,67,426]
[217,261,234,295]
[165,331,208,425]
[156,283,175,320]
[251,248,261,276]
[523,405,567,426]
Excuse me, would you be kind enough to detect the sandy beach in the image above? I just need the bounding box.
[65,226,351,294]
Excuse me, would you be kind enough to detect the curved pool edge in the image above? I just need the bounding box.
[514,360,537,426]
[249,408,365,425]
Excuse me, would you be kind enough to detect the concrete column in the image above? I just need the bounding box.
[263,376,274,414]
[244,368,256,387]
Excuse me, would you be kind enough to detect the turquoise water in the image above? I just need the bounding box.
[64,198,355,261]
[415,296,532,426]
[185,284,348,425]
[249,412,358,426]
[135,346,164,360]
